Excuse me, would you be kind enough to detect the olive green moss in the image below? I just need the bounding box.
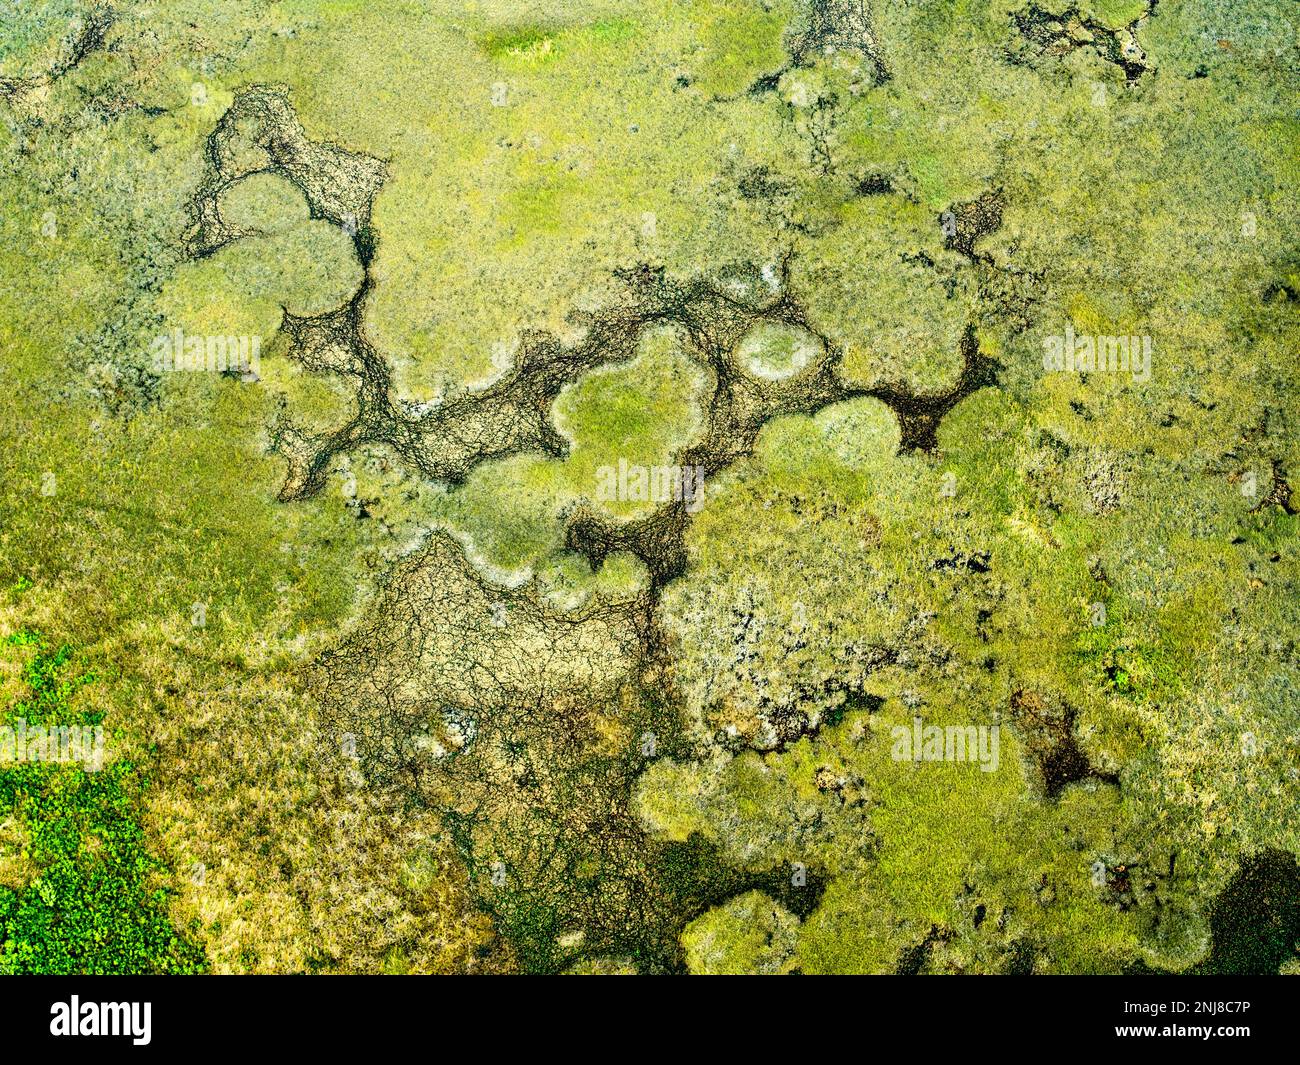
[1,0,1296,973]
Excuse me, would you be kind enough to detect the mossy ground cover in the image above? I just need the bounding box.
[0,629,206,973]
[1,0,1296,973]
